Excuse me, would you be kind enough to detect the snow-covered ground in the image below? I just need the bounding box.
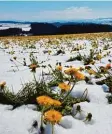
[0,23,31,31]
[0,36,112,134]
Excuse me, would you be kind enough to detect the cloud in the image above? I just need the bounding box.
[33,7,94,21]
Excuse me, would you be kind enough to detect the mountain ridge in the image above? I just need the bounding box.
[0,18,112,25]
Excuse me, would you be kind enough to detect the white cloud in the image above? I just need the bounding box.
[33,7,94,21]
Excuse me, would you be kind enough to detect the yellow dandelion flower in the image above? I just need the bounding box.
[44,109,62,124]
[36,96,54,106]
[96,54,102,60]
[74,71,85,80]
[29,64,37,72]
[87,69,96,75]
[58,83,71,91]
[56,65,62,71]
[29,64,37,69]
[53,100,61,107]
[105,63,111,69]
[64,67,78,75]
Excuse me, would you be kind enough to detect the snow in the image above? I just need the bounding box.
[54,102,112,134]
[0,37,112,134]
[0,23,31,31]
[71,84,108,104]
[0,105,41,134]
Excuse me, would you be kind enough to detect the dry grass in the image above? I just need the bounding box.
[0,32,112,41]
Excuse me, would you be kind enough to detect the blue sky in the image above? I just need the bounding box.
[0,1,112,21]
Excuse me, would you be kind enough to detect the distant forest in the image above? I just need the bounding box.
[0,23,112,36]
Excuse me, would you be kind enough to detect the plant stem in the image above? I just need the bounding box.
[13,61,19,71]
[62,82,75,104]
[52,124,54,134]
[33,72,38,86]
[41,107,44,128]
[80,88,88,100]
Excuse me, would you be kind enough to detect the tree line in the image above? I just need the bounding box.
[0,22,111,36]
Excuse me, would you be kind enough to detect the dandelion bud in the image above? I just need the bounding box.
[86,113,92,121]
[13,56,17,60]
[76,105,81,112]
[29,64,37,72]
[0,81,6,89]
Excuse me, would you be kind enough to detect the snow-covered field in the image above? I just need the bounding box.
[0,23,31,31]
[0,34,112,134]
